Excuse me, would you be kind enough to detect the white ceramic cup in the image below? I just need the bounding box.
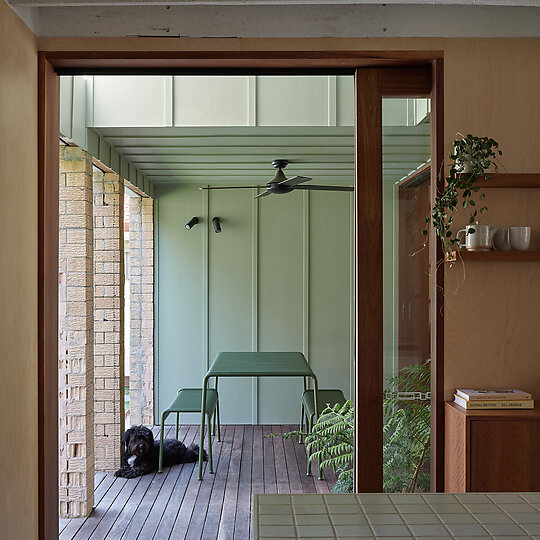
[457,224,491,251]
[493,228,511,251]
[509,226,531,251]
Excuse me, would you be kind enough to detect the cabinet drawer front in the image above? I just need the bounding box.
[470,419,539,492]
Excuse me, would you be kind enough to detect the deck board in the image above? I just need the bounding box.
[152,425,199,538]
[233,424,253,540]
[59,424,339,539]
[215,425,243,540]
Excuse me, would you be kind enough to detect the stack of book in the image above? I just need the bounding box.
[454,388,534,409]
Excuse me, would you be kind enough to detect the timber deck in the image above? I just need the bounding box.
[59,424,337,539]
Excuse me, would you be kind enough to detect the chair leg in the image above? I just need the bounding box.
[175,412,179,440]
[306,415,312,476]
[310,412,324,480]
[300,403,304,443]
[216,400,221,442]
[159,411,168,473]
[206,413,214,474]
[212,408,216,437]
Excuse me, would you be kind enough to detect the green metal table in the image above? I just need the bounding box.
[198,351,319,480]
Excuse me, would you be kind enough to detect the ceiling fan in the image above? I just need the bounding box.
[199,159,354,199]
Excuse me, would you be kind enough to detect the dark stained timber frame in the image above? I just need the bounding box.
[353,66,437,492]
[38,50,444,538]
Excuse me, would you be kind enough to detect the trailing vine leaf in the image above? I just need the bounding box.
[425,135,502,249]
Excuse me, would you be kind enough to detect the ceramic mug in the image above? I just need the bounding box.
[509,226,531,251]
[493,228,511,251]
[457,224,492,251]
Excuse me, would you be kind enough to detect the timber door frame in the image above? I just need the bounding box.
[353,65,443,492]
[38,50,444,539]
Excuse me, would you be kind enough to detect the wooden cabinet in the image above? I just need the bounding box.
[445,402,540,492]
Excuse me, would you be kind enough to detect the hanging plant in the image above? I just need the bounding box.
[423,134,502,249]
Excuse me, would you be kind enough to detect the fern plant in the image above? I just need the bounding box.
[383,360,431,492]
[273,360,431,493]
[305,401,355,492]
[273,401,354,493]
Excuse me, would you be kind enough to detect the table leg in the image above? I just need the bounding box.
[306,376,322,478]
[312,377,324,480]
[159,410,168,473]
[198,376,209,480]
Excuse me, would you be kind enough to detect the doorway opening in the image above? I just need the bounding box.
[41,51,446,540]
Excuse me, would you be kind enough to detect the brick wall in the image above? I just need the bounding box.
[58,146,95,518]
[129,196,154,426]
[93,168,125,471]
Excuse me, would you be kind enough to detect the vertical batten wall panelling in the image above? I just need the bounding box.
[202,187,209,373]
[302,191,310,376]
[156,185,205,424]
[156,186,353,425]
[309,190,353,398]
[209,190,254,424]
[252,188,259,424]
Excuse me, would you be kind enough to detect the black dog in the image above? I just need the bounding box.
[115,425,207,478]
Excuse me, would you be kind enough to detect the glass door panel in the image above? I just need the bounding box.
[382,97,432,492]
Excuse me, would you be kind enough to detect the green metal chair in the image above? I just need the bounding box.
[159,388,220,474]
[301,388,347,434]
[300,388,346,479]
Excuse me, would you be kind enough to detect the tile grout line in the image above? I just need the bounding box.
[321,494,339,539]
[486,493,539,537]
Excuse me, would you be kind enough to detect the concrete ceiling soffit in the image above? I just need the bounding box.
[9,2,540,38]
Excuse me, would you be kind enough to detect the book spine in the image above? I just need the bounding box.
[456,389,532,401]
[454,395,534,409]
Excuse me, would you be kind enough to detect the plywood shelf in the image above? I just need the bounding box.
[474,173,540,188]
[446,250,540,262]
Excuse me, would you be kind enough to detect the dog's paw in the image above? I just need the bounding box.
[114,468,125,478]
[202,449,208,462]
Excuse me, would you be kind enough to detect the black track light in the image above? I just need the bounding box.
[185,217,199,230]
[212,217,222,233]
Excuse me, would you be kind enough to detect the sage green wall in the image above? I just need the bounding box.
[156,184,353,424]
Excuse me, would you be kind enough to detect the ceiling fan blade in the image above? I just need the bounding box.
[294,185,354,192]
[254,190,272,199]
[199,186,260,190]
[279,175,312,187]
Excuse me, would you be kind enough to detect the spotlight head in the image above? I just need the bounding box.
[185,217,199,230]
[212,217,221,233]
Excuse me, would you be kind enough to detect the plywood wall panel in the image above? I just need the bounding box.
[444,40,540,402]
[0,1,39,537]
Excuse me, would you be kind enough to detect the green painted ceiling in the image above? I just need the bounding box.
[92,124,430,187]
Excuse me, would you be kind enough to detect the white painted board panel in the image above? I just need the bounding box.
[336,75,354,127]
[256,76,329,126]
[174,76,249,126]
[93,76,170,127]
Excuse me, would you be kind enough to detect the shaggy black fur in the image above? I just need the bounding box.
[115,425,207,478]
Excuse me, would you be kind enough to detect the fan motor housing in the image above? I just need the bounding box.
[267,183,293,195]
[272,159,289,170]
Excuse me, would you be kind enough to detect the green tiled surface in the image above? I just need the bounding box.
[253,493,540,539]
